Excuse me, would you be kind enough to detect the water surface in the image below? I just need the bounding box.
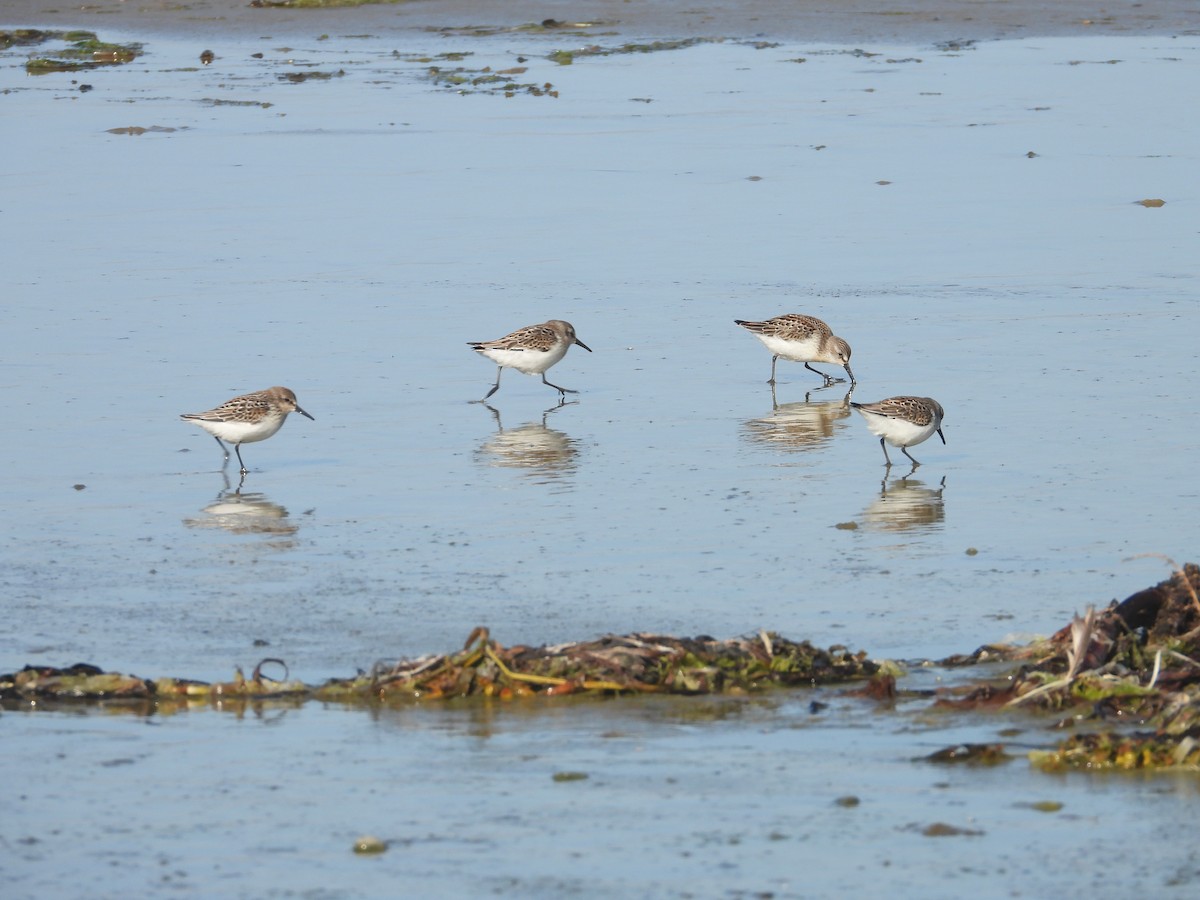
[2,25,1199,896]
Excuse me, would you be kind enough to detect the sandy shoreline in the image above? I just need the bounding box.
[4,0,1199,43]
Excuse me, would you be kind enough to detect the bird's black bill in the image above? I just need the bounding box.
[574,338,593,352]
[297,407,316,421]
[937,428,946,444]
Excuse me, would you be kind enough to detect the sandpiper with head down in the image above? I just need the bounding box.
[468,319,592,401]
[181,386,314,474]
[734,314,854,386]
[851,396,945,467]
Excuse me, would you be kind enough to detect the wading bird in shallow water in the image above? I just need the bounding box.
[181,386,314,474]
[851,396,945,467]
[734,313,855,386]
[468,319,592,401]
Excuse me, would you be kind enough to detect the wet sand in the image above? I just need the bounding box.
[5,0,1199,42]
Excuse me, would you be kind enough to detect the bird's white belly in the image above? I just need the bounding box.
[193,416,285,445]
[862,415,934,448]
[757,333,821,362]
[480,344,567,375]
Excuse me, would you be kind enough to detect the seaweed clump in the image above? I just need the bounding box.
[2,659,307,709]
[18,30,142,74]
[319,627,879,701]
[938,561,1200,771]
[0,629,879,710]
[548,37,721,66]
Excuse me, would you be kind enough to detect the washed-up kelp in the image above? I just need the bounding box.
[937,561,1200,770]
[4,658,308,704]
[318,628,880,700]
[0,629,879,708]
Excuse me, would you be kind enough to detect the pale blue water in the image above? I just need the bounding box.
[2,26,1199,897]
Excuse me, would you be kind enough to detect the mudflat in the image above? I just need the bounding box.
[4,0,1199,42]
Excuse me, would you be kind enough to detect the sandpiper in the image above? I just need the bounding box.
[734,314,854,386]
[469,319,592,401]
[181,386,314,474]
[851,396,945,467]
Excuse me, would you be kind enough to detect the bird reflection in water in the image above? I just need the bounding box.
[861,472,946,533]
[476,400,580,485]
[183,471,299,540]
[742,386,853,453]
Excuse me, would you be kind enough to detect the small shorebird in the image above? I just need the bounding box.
[469,319,592,401]
[734,314,855,386]
[851,396,945,467]
[181,386,314,474]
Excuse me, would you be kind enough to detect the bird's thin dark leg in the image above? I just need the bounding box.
[234,444,248,475]
[901,446,922,467]
[213,436,230,467]
[542,373,577,396]
[482,366,503,401]
[806,362,842,386]
[879,437,893,467]
[768,355,779,385]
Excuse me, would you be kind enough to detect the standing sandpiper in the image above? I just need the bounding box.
[851,396,945,467]
[734,314,854,386]
[181,386,314,474]
[469,319,592,401]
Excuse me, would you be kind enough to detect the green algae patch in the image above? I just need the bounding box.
[388,50,560,97]
[552,771,589,782]
[432,21,618,39]
[925,743,1013,766]
[19,30,142,75]
[422,65,558,97]
[549,37,723,66]
[250,0,407,7]
[201,98,274,108]
[1,29,54,49]
[279,69,346,83]
[1031,731,1200,772]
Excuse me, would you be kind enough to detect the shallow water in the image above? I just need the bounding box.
[3,24,1200,896]
[8,683,1200,898]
